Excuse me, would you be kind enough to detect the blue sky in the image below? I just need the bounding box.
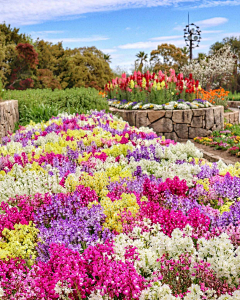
[1,0,240,71]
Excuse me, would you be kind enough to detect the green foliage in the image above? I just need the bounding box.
[150,43,188,73]
[0,24,114,91]
[228,91,240,101]
[3,87,109,125]
[0,77,5,100]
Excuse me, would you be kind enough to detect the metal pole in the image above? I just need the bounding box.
[190,38,193,61]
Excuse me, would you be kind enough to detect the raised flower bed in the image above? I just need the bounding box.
[110,105,224,142]
[224,109,239,125]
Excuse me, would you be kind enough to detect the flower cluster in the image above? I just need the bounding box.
[194,123,240,157]
[0,110,240,299]
[108,98,212,110]
[105,69,201,104]
[181,45,235,90]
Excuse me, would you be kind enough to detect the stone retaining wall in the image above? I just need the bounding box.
[0,100,19,142]
[227,101,240,108]
[110,106,224,142]
[224,110,239,124]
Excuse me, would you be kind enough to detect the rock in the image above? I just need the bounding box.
[214,106,223,125]
[224,114,230,123]
[174,123,189,139]
[205,108,214,129]
[189,127,212,139]
[193,109,205,117]
[0,100,19,143]
[234,112,239,124]
[165,111,173,118]
[178,138,189,143]
[164,131,178,141]
[149,118,173,133]
[148,111,165,123]
[135,112,148,127]
[191,116,203,128]
[172,110,192,124]
[229,113,235,124]
[125,111,136,126]
[211,124,217,131]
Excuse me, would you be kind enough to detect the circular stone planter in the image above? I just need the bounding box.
[110,106,224,142]
[0,100,19,142]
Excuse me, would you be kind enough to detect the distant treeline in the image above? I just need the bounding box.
[0,23,114,90]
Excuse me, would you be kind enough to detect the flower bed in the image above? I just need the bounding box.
[1,111,240,299]
[105,70,201,104]
[194,122,240,157]
[108,98,212,110]
[110,105,224,142]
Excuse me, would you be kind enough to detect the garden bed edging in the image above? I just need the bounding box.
[110,106,224,142]
[227,101,240,108]
[224,109,239,125]
[0,100,19,142]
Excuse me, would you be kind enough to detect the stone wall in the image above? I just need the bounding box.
[0,100,19,142]
[224,110,239,124]
[227,101,240,108]
[110,106,224,142]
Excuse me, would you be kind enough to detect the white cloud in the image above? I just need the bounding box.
[189,0,240,9]
[201,30,223,34]
[125,27,131,30]
[47,35,109,43]
[100,48,117,53]
[0,0,198,25]
[118,39,185,49]
[31,30,66,35]
[118,35,211,49]
[195,17,228,28]
[174,17,228,31]
[220,32,240,38]
[150,35,182,41]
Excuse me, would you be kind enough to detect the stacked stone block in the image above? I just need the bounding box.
[110,106,224,142]
[0,100,19,142]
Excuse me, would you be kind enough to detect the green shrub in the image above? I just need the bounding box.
[3,87,109,125]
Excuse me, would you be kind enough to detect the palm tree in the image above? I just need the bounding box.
[197,52,207,62]
[135,51,148,72]
[181,46,189,56]
[103,54,112,63]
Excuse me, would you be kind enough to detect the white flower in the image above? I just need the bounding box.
[0,287,4,297]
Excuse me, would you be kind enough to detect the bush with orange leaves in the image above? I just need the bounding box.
[199,87,229,108]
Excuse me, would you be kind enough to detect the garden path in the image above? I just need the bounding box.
[192,141,240,165]
[191,106,240,165]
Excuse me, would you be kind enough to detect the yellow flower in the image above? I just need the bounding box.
[100,193,140,232]
[219,202,233,214]
[0,222,39,266]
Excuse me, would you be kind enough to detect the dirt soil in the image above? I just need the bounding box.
[191,141,240,165]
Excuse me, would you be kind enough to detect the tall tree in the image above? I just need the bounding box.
[0,23,31,87]
[150,44,188,73]
[8,43,38,90]
[103,54,111,63]
[64,47,114,90]
[210,36,240,91]
[135,51,148,72]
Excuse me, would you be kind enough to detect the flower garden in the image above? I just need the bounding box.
[0,109,240,299]
[194,123,240,157]
[105,70,228,111]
